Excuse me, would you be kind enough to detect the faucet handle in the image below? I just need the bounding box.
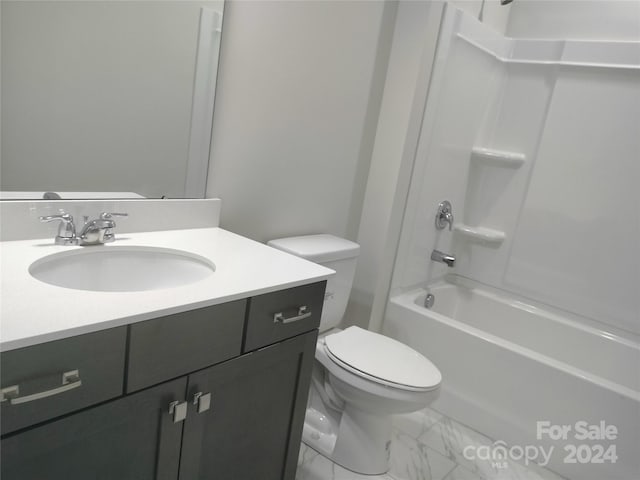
[99,212,128,220]
[39,212,77,244]
[40,212,73,224]
[435,200,454,231]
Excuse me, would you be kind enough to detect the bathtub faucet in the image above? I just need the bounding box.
[431,249,455,267]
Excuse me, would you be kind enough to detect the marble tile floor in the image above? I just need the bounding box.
[296,407,566,480]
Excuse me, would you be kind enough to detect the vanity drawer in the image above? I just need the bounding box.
[1,327,127,435]
[126,300,246,393]
[244,281,326,352]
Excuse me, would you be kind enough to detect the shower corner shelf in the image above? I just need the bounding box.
[471,147,526,168]
[453,224,506,245]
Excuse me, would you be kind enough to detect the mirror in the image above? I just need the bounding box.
[1,0,224,199]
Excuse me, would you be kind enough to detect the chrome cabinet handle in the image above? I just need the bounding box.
[273,306,312,324]
[193,392,212,413]
[168,400,188,423]
[0,370,82,405]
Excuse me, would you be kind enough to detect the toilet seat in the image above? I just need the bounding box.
[323,327,441,392]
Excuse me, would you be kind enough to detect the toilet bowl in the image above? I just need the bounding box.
[267,235,441,475]
[308,327,441,474]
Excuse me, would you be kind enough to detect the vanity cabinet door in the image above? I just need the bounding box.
[178,330,317,480]
[1,377,187,480]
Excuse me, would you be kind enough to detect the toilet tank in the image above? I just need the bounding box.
[267,234,359,332]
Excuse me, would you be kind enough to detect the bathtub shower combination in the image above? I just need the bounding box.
[383,6,639,480]
[385,278,639,480]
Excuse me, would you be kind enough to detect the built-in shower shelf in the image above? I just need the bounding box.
[471,147,525,168]
[453,224,506,245]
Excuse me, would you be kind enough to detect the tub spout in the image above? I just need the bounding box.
[431,249,455,267]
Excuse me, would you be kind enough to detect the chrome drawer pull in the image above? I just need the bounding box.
[273,306,312,324]
[0,370,82,405]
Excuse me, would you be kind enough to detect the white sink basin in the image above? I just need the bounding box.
[29,246,215,292]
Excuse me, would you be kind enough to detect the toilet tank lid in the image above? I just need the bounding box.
[267,234,360,263]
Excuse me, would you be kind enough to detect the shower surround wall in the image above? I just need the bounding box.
[385,6,639,480]
[392,7,639,336]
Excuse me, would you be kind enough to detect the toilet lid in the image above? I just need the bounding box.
[324,327,441,390]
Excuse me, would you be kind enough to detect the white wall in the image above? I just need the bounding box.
[351,0,512,330]
[390,6,507,294]
[389,5,640,337]
[346,1,443,329]
[204,0,513,329]
[206,0,394,243]
[450,0,511,33]
[508,0,640,41]
[374,0,640,333]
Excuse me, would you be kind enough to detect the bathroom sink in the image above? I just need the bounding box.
[29,246,215,292]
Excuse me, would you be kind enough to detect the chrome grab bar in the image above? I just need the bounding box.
[1,370,82,405]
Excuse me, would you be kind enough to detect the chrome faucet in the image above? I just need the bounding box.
[78,212,128,245]
[431,249,456,267]
[39,211,127,246]
[79,218,115,245]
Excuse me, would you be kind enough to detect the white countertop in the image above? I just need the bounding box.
[0,228,334,352]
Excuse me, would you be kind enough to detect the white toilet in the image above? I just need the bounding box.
[268,234,441,475]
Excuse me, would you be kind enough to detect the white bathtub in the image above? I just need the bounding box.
[384,279,640,480]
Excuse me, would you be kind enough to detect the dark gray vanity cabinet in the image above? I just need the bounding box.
[179,330,317,480]
[0,281,325,480]
[1,377,187,480]
[126,300,246,392]
[244,281,326,352]
[0,326,127,435]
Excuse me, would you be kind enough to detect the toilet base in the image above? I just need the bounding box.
[332,405,392,474]
[302,404,392,475]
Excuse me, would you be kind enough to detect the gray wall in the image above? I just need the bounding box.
[1,1,223,198]
[206,0,395,243]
